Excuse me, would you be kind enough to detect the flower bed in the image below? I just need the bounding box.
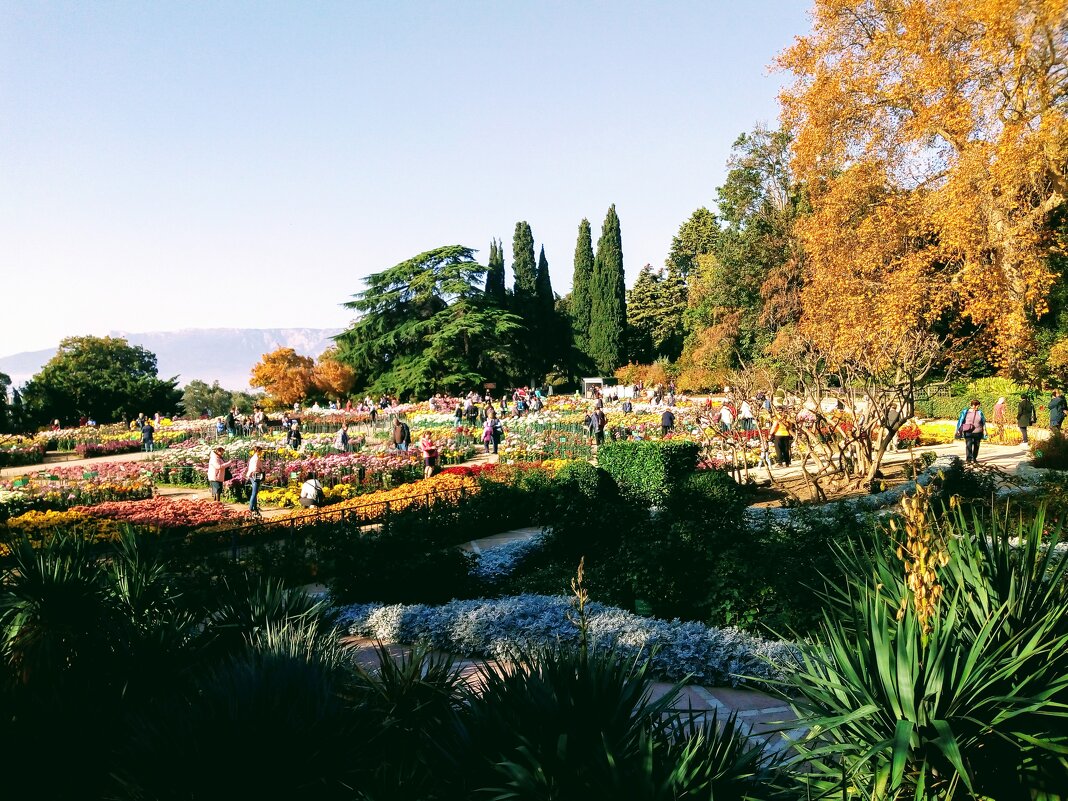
[339,595,799,687]
[0,464,154,521]
[0,440,47,467]
[2,509,126,540]
[279,471,480,525]
[73,497,250,529]
[149,444,429,505]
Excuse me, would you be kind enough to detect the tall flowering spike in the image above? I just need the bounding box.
[894,482,949,643]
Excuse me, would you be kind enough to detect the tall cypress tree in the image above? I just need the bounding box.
[484,238,506,304]
[511,222,537,302]
[571,219,594,355]
[535,245,554,314]
[589,204,626,375]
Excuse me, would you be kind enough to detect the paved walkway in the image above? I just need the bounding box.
[345,635,795,751]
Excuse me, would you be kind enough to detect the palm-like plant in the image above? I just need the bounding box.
[781,495,1068,799]
[345,641,470,799]
[206,573,336,656]
[117,619,362,800]
[0,533,116,689]
[446,643,780,800]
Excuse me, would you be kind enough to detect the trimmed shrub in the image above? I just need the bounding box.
[597,440,700,506]
[1033,428,1068,469]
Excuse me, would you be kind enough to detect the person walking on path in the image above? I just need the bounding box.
[1017,395,1037,445]
[956,399,987,463]
[246,446,264,513]
[392,417,411,452]
[207,446,230,502]
[591,407,607,446]
[660,407,675,436]
[419,432,439,479]
[992,397,1006,426]
[770,410,793,467]
[1050,390,1067,432]
[141,420,155,453]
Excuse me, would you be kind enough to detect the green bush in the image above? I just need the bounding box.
[1032,428,1068,468]
[597,440,700,506]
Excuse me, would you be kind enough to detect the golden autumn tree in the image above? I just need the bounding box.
[249,347,315,407]
[312,347,356,400]
[779,0,1068,369]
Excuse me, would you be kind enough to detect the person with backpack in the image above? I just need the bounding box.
[955,399,987,463]
[1017,395,1037,444]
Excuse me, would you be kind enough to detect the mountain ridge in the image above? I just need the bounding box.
[0,327,344,390]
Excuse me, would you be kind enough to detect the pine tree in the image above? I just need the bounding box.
[627,265,687,364]
[589,205,626,375]
[571,219,594,354]
[484,238,506,304]
[511,222,537,302]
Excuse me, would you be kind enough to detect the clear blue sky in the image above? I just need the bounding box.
[1,0,811,356]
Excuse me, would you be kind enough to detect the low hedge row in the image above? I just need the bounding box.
[917,392,1052,426]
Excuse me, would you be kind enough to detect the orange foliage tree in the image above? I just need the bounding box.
[779,0,1068,368]
[249,348,315,407]
[312,347,356,401]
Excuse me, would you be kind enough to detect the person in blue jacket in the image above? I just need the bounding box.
[955,399,986,463]
[1049,389,1067,431]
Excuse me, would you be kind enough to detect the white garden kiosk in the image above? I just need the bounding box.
[581,377,605,398]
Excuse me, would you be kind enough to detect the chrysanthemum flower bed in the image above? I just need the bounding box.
[73,497,250,529]
[0,464,154,520]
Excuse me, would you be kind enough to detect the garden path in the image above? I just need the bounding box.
[763,438,1034,484]
[344,636,795,754]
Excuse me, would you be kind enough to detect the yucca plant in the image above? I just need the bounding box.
[0,533,118,689]
[345,641,470,800]
[117,618,362,800]
[780,492,1068,799]
[206,573,336,657]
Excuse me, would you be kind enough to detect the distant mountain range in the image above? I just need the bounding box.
[0,328,344,390]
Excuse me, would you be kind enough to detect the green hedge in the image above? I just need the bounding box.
[916,391,1051,426]
[595,441,700,506]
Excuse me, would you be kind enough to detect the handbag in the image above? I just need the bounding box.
[223,466,233,481]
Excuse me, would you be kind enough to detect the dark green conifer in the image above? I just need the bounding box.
[571,219,594,355]
[589,205,626,375]
[484,238,506,304]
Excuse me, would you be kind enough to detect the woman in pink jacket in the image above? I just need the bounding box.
[207,446,231,502]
